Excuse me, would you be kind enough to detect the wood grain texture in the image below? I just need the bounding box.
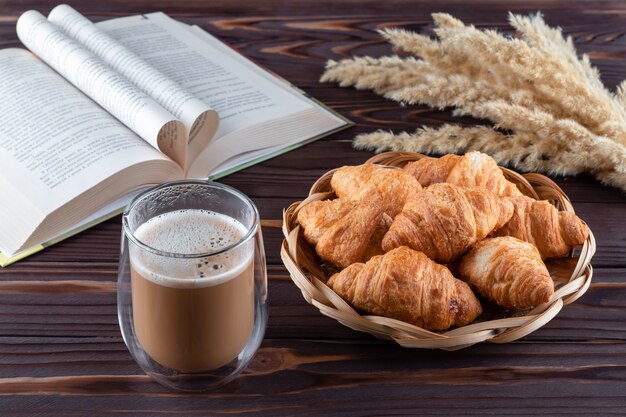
[0,269,625,341]
[0,0,625,415]
[1,339,626,415]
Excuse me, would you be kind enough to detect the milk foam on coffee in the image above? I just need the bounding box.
[132,209,252,287]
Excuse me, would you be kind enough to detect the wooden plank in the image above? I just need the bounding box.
[0,268,622,342]
[0,338,625,415]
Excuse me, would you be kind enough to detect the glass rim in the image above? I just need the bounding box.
[122,180,259,259]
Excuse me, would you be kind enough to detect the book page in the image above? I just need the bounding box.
[16,10,188,167]
[95,13,312,142]
[0,49,180,214]
[48,5,219,166]
[185,24,350,177]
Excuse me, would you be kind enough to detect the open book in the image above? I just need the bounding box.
[0,5,351,266]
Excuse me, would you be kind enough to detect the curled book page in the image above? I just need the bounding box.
[48,4,218,167]
[16,10,188,168]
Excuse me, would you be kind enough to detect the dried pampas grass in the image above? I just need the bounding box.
[320,12,626,192]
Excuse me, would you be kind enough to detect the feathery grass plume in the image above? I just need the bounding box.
[509,13,605,91]
[354,126,586,175]
[321,12,626,192]
[321,56,431,96]
[438,18,626,138]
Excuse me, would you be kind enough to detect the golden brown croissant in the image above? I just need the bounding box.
[327,246,482,331]
[404,151,523,197]
[459,236,554,308]
[297,199,391,268]
[297,198,357,245]
[492,195,588,259]
[382,183,514,263]
[330,164,422,217]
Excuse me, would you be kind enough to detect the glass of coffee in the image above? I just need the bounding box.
[117,180,268,391]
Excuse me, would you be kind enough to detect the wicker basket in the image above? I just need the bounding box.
[280,151,596,350]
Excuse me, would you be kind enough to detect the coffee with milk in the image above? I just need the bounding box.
[129,209,254,372]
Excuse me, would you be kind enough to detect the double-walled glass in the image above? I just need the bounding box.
[117,181,268,391]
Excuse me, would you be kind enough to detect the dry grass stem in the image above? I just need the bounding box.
[321,12,626,192]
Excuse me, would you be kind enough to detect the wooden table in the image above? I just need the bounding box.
[1,1,625,415]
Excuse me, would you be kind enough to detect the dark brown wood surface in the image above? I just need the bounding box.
[1,1,625,415]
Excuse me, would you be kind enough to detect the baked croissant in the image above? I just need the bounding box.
[297,198,391,268]
[404,151,523,197]
[492,195,588,259]
[330,164,422,217]
[382,183,514,263]
[327,246,482,331]
[297,198,357,245]
[459,237,554,308]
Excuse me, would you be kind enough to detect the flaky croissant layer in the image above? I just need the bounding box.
[331,164,422,217]
[493,195,588,259]
[404,151,523,197]
[327,246,483,331]
[459,236,554,308]
[297,198,392,269]
[382,183,514,262]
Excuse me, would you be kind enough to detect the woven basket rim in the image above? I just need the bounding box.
[280,151,596,350]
